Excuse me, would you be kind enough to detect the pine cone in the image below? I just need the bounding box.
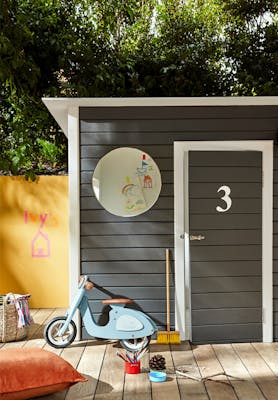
[149,354,166,370]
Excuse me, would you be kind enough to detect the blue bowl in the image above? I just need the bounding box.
[149,371,166,382]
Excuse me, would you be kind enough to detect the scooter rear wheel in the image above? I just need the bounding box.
[44,317,77,348]
[120,336,151,353]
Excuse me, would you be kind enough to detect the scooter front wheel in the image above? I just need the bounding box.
[120,336,151,353]
[44,317,77,349]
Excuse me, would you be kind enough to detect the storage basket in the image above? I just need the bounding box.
[0,293,27,342]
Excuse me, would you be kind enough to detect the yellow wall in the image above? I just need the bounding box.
[0,176,69,308]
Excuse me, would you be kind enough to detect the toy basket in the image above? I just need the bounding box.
[0,294,27,342]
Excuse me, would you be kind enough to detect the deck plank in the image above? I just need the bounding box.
[123,346,151,400]
[193,344,238,400]
[233,343,278,400]
[94,342,125,399]
[65,340,107,400]
[171,342,209,400]
[213,344,265,400]
[150,343,180,400]
[3,309,278,400]
[252,343,278,376]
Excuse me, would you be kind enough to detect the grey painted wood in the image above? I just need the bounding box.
[80,130,277,145]
[81,235,174,248]
[192,292,262,309]
[188,230,261,245]
[80,210,174,223]
[191,276,262,293]
[190,198,262,214]
[273,260,278,273]
[192,324,262,343]
[273,273,278,285]
[190,182,261,198]
[190,214,262,230]
[80,106,277,341]
[83,273,173,287]
[273,286,278,298]
[191,261,261,277]
[82,261,168,274]
[81,248,174,261]
[190,167,262,182]
[189,151,262,166]
[190,245,262,261]
[81,144,172,158]
[81,222,173,235]
[273,184,278,196]
[81,196,173,210]
[80,118,276,133]
[79,106,278,120]
[189,150,262,343]
[192,308,261,325]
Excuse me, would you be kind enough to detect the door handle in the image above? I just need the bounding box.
[190,234,205,241]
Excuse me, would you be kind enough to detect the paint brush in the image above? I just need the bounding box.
[137,347,148,361]
[125,353,134,363]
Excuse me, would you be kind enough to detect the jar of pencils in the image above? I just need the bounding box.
[125,361,141,374]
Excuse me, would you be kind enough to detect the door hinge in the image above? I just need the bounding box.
[262,308,265,323]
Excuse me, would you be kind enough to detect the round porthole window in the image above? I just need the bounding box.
[92,147,162,217]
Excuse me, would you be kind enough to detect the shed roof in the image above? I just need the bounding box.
[42,97,278,138]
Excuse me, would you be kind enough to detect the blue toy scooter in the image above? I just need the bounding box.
[44,275,157,352]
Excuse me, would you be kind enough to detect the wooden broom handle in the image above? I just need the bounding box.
[166,248,170,331]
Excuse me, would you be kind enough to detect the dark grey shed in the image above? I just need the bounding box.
[43,97,278,344]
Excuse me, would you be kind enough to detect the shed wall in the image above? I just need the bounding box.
[79,105,278,341]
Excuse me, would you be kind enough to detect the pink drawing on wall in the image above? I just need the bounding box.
[31,229,50,258]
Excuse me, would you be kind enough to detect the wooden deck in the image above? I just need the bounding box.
[2,309,278,400]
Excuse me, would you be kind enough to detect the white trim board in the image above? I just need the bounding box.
[68,107,81,339]
[174,140,273,342]
[42,97,278,138]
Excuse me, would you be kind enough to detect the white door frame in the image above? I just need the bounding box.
[174,140,273,342]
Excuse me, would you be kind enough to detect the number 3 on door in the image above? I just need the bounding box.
[216,185,232,213]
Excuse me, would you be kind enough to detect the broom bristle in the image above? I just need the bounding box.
[156,331,168,344]
[156,331,181,344]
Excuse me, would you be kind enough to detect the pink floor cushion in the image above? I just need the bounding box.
[0,347,87,400]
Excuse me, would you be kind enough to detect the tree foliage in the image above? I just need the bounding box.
[0,0,277,178]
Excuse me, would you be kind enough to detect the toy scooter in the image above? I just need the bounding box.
[44,275,157,352]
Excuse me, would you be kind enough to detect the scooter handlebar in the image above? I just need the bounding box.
[78,275,94,290]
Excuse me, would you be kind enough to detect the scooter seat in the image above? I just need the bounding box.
[102,298,133,305]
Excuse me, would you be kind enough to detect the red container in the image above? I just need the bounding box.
[125,361,141,374]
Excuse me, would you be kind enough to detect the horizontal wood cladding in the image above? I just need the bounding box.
[82,261,171,274]
[191,261,261,277]
[80,118,277,134]
[81,248,174,262]
[81,235,174,248]
[192,276,262,293]
[192,308,262,325]
[192,324,262,344]
[192,292,262,309]
[80,105,278,340]
[79,105,278,120]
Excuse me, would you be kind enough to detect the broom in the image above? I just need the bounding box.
[157,248,181,344]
